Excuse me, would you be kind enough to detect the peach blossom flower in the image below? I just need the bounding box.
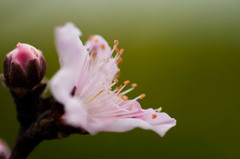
[50,23,176,136]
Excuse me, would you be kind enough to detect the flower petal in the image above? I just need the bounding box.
[55,22,87,68]
[85,111,176,137]
[51,22,90,103]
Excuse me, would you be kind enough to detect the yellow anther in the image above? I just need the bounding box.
[114,79,119,83]
[115,48,119,53]
[114,40,119,45]
[92,52,97,57]
[118,85,123,90]
[116,57,122,64]
[120,49,124,55]
[131,83,137,88]
[115,69,121,78]
[152,114,157,119]
[118,93,123,97]
[89,35,93,40]
[113,45,118,50]
[156,107,162,112]
[122,95,128,101]
[140,94,146,99]
[94,39,98,43]
[124,80,130,85]
[100,44,105,50]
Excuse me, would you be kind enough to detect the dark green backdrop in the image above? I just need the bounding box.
[0,0,240,158]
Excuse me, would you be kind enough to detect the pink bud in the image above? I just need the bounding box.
[4,43,46,89]
[0,139,10,159]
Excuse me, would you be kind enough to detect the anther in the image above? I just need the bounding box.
[152,114,157,119]
[129,103,133,107]
[100,44,105,50]
[118,85,123,90]
[118,93,123,97]
[89,35,93,40]
[114,79,119,83]
[92,52,97,57]
[120,49,124,55]
[122,95,128,101]
[131,83,137,88]
[115,48,119,53]
[116,57,122,63]
[114,40,119,45]
[94,39,98,43]
[156,107,162,112]
[124,80,130,85]
[113,45,118,50]
[140,94,146,99]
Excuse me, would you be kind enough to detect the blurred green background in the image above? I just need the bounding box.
[0,0,240,158]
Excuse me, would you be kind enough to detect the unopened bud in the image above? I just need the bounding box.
[0,139,10,159]
[3,43,46,89]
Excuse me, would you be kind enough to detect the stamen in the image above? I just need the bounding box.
[115,48,119,53]
[118,85,123,90]
[87,89,105,103]
[133,94,146,101]
[124,80,130,85]
[121,87,134,95]
[118,93,123,97]
[116,80,128,94]
[113,45,118,50]
[140,94,146,99]
[115,69,121,78]
[100,44,105,50]
[117,97,122,103]
[129,103,133,108]
[116,57,122,64]
[131,83,137,88]
[89,35,93,40]
[152,114,157,119]
[92,52,97,57]
[122,95,128,101]
[155,107,162,112]
[94,39,98,43]
[120,49,124,55]
[114,79,119,84]
[114,40,119,45]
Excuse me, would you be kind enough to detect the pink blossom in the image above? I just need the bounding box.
[4,43,46,88]
[50,23,176,136]
[5,43,44,69]
[0,139,10,159]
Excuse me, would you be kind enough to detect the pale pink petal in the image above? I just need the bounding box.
[51,22,90,103]
[64,98,88,129]
[86,112,176,137]
[0,139,10,159]
[55,22,87,68]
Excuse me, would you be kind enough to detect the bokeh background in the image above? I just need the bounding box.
[0,0,240,158]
